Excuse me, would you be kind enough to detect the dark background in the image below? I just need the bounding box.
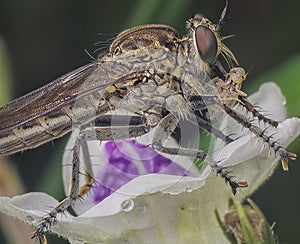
[0,0,299,243]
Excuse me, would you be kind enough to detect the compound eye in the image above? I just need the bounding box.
[195,26,218,64]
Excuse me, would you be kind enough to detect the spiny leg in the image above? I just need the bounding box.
[77,138,96,196]
[151,113,248,195]
[238,96,279,127]
[31,114,150,243]
[189,94,279,128]
[154,144,247,195]
[190,93,297,170]
[31,135,84,243]
[220,102,297,171]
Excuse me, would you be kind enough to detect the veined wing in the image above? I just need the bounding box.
[0,58,143,135]
[0,62,98,133]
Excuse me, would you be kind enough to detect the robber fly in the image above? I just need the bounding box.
[0,3,297,243]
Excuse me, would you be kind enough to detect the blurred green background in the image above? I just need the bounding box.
[0,0,299,243]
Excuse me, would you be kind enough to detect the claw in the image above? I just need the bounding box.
[31,231,47,244]
[280,152,297,171]
[237,180,248,188]
[30,231,36,239]
[288,152,297,161]
[230,180,248,195]
[281,158,289,171]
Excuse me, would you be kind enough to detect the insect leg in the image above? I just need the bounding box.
[188,95,220,110]
[31,134,83,243]
[190,93,278,128]
[151,113,248,195]
[81,115,148,141]
[220,102,297,171]
[238,96,279,127]
[189,94,280,142]
[31,114,149,243]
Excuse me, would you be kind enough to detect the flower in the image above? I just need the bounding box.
[216,199,278,243]
[61,125,200,215]
[0,82,299,243]
[87,140,191,203]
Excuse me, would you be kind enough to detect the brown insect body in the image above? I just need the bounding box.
[0,17,224,155]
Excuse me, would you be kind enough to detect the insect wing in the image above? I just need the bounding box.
[0,58,139,135]
[0,62,100,133]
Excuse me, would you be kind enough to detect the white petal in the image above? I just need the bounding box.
[0,192,71,232]
[0,175,233,244]
[68,175,231,243]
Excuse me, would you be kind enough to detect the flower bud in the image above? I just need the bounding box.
[216,199,277,244]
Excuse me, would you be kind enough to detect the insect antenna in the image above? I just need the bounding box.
[216,0,229,31]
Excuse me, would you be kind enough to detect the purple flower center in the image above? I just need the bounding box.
[93,140,189,203]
